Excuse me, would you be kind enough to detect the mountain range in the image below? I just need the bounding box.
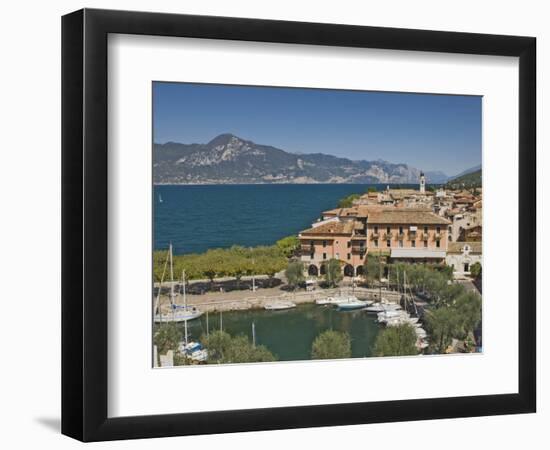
[153,134,454,185]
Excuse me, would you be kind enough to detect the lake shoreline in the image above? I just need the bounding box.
[156,285,402,314]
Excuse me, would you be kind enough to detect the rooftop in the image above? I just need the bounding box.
[366,208,451,225]
[447,242,482,254]
[322,205,450,224]
[300,220,355,236]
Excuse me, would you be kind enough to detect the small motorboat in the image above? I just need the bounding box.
[264,301,297,310]
[179,341,208,362]
[384,316,419,327]
[315,297,337,305]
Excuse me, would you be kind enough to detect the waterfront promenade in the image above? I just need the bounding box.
[156,283,401,313]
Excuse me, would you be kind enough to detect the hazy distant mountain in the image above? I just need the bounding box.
[153,134,449,185]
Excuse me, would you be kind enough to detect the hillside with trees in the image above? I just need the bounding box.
[446,168,482,189]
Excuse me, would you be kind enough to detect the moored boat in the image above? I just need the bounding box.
[337,297,370,310]
[179,341,208,362]
[264,301,297,310]
[365,302,401,313]
[154,245,203,323]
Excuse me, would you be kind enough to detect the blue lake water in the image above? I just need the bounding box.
[154,184,391,254]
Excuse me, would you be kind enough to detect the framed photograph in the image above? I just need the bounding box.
[62,8,536,441]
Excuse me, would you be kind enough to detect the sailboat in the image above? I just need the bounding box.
[154,244,203,323]
[336,296,371,310]
[158,193,163,203]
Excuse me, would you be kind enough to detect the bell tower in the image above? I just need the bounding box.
[419,171,426,193]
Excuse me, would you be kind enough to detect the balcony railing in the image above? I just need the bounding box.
[408,231,417,240]
[383,232,393,240]
[369,232,380,240]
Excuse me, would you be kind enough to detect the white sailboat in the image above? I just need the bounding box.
[336,296,371,310]
[154,244,203,323]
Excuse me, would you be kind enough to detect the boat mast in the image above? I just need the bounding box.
[182,269,187,308]
[252,258,256,292]
[169,242,174,307]
[252,322,256,347]
[154,246,170,321]
[183,269,188,344]
[184,315,188,345]
[378,254,382,302]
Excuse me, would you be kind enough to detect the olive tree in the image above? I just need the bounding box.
[324,258,343,287]
[311,330,352,360]
[201,330,277,364]
[285,261,305,290]
[373,324,418,357]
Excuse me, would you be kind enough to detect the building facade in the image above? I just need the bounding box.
[445,242,482,277]
[299,206,450,277]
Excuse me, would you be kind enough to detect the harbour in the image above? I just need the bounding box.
[153,181,482,365]
[172,303,382,362]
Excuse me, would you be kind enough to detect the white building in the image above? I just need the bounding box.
[445,242,482,277]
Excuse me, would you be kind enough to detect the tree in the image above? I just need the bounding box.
[454,291,482,338]
[373,324,419,357]
[201,330,277,364]
[470,262,482,279]
[367,186,377,193]
[424,306,461,353]
[276,235,300,257]
[153,323,182,356]
[324,258,343,287]
[364,255,381,287]
[337,193,360,208]
[256,256,286,286]
[285,261,305,290]
[311,330,352,360]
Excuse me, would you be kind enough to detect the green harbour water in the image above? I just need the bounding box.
[180,303,382,361]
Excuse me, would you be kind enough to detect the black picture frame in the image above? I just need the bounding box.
[62,8,536,442]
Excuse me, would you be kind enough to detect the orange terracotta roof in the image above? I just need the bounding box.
[300,220,355,236]
[447,242,482,254]
[367,209,450,225]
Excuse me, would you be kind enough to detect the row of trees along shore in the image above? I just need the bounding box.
[153,236,299,283]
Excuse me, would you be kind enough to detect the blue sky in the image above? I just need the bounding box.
[153,82,481,176]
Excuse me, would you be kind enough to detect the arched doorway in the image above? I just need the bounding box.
[355,265,364,276]
[344,264,355,277]
[308,264,319,276]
